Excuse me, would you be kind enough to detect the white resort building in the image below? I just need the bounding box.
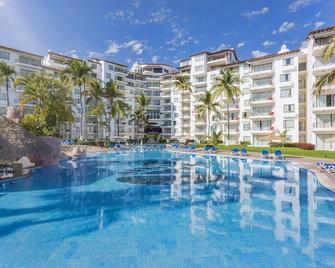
[0,25,335,150]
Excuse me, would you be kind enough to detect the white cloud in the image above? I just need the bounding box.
[314,21,325,28]
[222,32,238,37]
[263,40,276,47]
[87,50,103,59]
[106,40,144,55]
[272,30,277,35]
[151,56,159,63]
[0,0,8,6]
[166,22,198,48]
[288,0,319,12]
[132,0,141,9]
[252,50,268,57]
[106,41,120,54]
[217,43,230,50]
[278,21,295,33]
[237,41,245,48]
[315,11,321,18]
[241,7,269,19]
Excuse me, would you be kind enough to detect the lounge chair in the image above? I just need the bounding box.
[261,149,270,158]
[203,145,211,153]
[274,150,284,159]
[211,146,217,154]
[189,145,196,151]
[241,148,248,156]
[232,147,239,156]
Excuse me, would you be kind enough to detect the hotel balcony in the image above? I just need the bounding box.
[313,127,335,134]
[222,117,240,123]
[207,56,227,66]
[313,105,335,114]
[222,129,239,135]
[249,112,275,120]
[249,83,274,92]
[312,44,329,56]
[222,104,240,111]
[251,127,273,135]
[248,68,274,79]
[313,57,335,75]
[250,96,274,106]
[194,120,206,126]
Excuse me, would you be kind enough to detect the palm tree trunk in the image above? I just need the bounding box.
[79,85,84,140]
[227,101,230,146]
[117,115,120,143]
[108,115,112,140]
[83,84,87,140]
[181,90,184,139]
[5,78,9,107]
[207,109,210,138]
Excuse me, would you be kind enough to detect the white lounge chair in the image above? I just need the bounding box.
[16,157,35,169]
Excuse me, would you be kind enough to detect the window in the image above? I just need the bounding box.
[253,77,272,87]
[152,99,160,105]
[147,109,160,119]
[195,76,206,83]
[0,50,10,60]
[19,56,41,66]
[0,92,6,100]
[243,123,250,131]
[299,79,306,88]
[115,66,126,73]
[242,76,249,83]
[153,68,162,73]
[283,120,295,129]
[299,93,306,103]
[152,91,160,96]
[284,104,295,113]
[244,100,250,106]
[108,65,114,71]
[283,58,294,66]
[105,73,111,79]
[91,63,97,69]
[194,65,204,72]
[280,88,292,98]
[195,55,204,62]
[251,63,272,72]
[116,76,123,81]
[280,73,291,82]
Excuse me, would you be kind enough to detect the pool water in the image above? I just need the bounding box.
[0,148,335,267]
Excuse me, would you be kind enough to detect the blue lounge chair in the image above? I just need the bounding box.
[241,148,248,156]
[211,146,217,153]
[203,145,211,153]
[232,147,239,156]
[261,149,270,158]
[274,150,284,159]
[189,145,196,151]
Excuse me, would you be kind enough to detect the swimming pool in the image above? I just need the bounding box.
[0,147,334,267]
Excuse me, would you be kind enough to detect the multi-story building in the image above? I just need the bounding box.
[0,25,334,149]
[167,25,335,150]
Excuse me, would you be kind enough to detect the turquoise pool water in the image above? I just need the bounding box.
[0,147,334,267]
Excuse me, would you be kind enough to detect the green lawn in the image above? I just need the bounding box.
[195,144,335,159]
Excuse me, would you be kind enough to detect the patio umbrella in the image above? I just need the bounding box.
[0,115,52,162]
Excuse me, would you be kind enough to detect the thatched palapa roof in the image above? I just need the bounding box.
[0,115,52,161]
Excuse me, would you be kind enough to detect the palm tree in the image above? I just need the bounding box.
[275,129,290,147]
[175,75,192,139]
[195,91,221,140]
[130,109,148,143]
[61,59,94,139]
[135,93,151,111]
[115,101,130,142]
[103,79,129,140]
[210,130,223,146]
[315,37,335,95]
[212,68,241,145]
[86,79,105,139]
[0,61,16,108]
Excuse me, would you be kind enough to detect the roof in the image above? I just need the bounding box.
[48,51,83,62]
[189,48,236,57]
[139,63,174,68]
[306,25,335,40]
[0,115,52,161]
[0,45,43,58]
[101,59,128,68]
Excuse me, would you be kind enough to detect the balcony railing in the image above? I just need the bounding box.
[314,56,335,69]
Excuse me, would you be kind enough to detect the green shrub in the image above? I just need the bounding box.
[269,142,297,147]
[240,141,251,146]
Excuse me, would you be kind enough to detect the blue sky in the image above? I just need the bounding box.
[0,0,334,67]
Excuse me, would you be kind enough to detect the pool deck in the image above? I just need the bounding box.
[166,147,335,192]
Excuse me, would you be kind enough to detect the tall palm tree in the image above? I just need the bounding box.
[61,59,94,139]
[315,37,335,95]
[212,68,241,145]
[86,79,105,139]
[135,93,151,111]
[195,91,221,139]
[175,75,192,139]
[0,61,16,108]
[103,79,129,140]
[130,109,148,143]
[115,101,130,141]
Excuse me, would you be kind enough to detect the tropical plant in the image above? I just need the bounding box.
[86,79,105,139]
[175,75,192,138]
[103,79,130,140]
[130,109,148,143]
[14,73,73,136]
[315,37,335,95]
[275,129,290,147]
[212,68,241,145]
[135,93,151,111]
[195,91,221,139]
[0,61,16,107]
[61,59,94,139]
[210,130,223,145]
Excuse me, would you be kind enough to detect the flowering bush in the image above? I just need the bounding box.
[297,143,315,150]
